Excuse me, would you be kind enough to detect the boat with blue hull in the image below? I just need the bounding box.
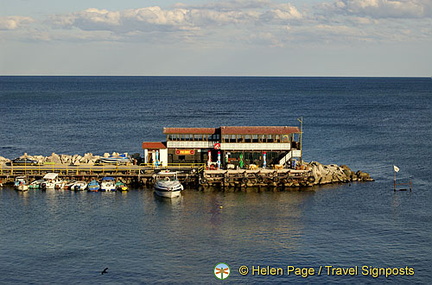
[87,180,100,192]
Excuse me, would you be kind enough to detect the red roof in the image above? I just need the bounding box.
[163,127,216,134]
[220,126,300,135]
[142,142,167,149]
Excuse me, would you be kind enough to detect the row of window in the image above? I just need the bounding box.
[167,134,220,141]
[167,134,296,143]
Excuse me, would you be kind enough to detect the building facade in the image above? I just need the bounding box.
[142,126,302,169]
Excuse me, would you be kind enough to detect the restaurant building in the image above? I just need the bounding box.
[142,126,302,169]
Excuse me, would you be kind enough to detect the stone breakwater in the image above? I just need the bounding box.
[0,152,126,166]
[308,161,373,185]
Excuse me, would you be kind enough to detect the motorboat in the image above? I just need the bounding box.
[72,181,87,191]
[14,176,29,191]
[29,179,44,189]
[87,180,100,192]
[40,173,62,190]
[63,180,76,190]
[153,171,184,198]
[98,153,131,165]
[100,177,116,191]
[115,181,128,191]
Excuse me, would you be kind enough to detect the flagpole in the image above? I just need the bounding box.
[394,168,396,191]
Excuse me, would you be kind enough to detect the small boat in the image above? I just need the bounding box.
[40,173,62,190]
[100,177,116,192]
[14,176,29,191]
[115,181,128,191]
[87,180,100,192]
[29,179,44,189]
[98,154,131,165]
[153,171,184,198]
[63,180,76,190]
[72,181,88,191]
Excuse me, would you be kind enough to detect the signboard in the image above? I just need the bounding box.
[214,143,221,149]
[175,149,195,155]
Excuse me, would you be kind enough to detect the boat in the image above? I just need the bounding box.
[153,171,184,198]
[98,153,131,165]
[87,180,100,192]
[63,180,76,190]
[29,179,44,189]
[100,177,116,191]
[115,181,128,191]
[40,173,62,190]
[14,176,29,191]
[71,181,87,191]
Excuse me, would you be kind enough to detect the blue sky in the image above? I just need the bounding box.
[1,0,431,76]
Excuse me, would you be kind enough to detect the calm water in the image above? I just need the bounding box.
[0,76,431,284]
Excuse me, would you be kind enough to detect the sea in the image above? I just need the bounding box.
[0,76,431,284]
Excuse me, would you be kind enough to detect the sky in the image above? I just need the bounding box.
[0,0,431,76]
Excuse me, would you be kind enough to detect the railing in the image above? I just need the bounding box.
[0,163,206,176]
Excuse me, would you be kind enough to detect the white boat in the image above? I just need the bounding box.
[153,171,184,198]
[100,177,116,191]
[40,173,62,190]
[98,154,131,165]
[63,180,76,190]
[14,176,29,191]
[29,179,44,189]
[71,181,88,191]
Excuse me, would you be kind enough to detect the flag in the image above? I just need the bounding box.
[393,165,400,173]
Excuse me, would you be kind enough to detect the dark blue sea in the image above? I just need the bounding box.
[0,76,431,284]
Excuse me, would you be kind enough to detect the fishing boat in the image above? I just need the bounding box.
[100,177,116,191]
[115,181,128,191]
[153,171,184,198]
[72,181,87,191]
[14,176,29,191]
[87,180,100,192]
[40,173,62,190]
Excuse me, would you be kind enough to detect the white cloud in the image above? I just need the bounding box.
[0,16,34,30]
[2,0,432,48]
[326,0,432,18]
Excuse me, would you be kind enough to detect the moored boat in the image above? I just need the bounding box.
[14,176,29,191]
[40,173,62,190]
[72,181,87,191]
[87,180,100,192]
[115,181,128,191]
[63,180,76,190]
[153,171,183,198]
[29,179,44,189]
[100,177,116,192]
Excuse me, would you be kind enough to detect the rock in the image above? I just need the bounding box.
[0,156,11,165]
[47,153,61,164]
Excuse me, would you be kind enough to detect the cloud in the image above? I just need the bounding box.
[324,0,432,18]
[3,0,431,48]
[0,16,34,30]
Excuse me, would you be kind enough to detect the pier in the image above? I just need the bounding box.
[0,164,205,187]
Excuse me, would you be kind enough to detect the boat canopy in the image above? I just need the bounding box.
[43,173,58,180]
[102,177,115,180]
